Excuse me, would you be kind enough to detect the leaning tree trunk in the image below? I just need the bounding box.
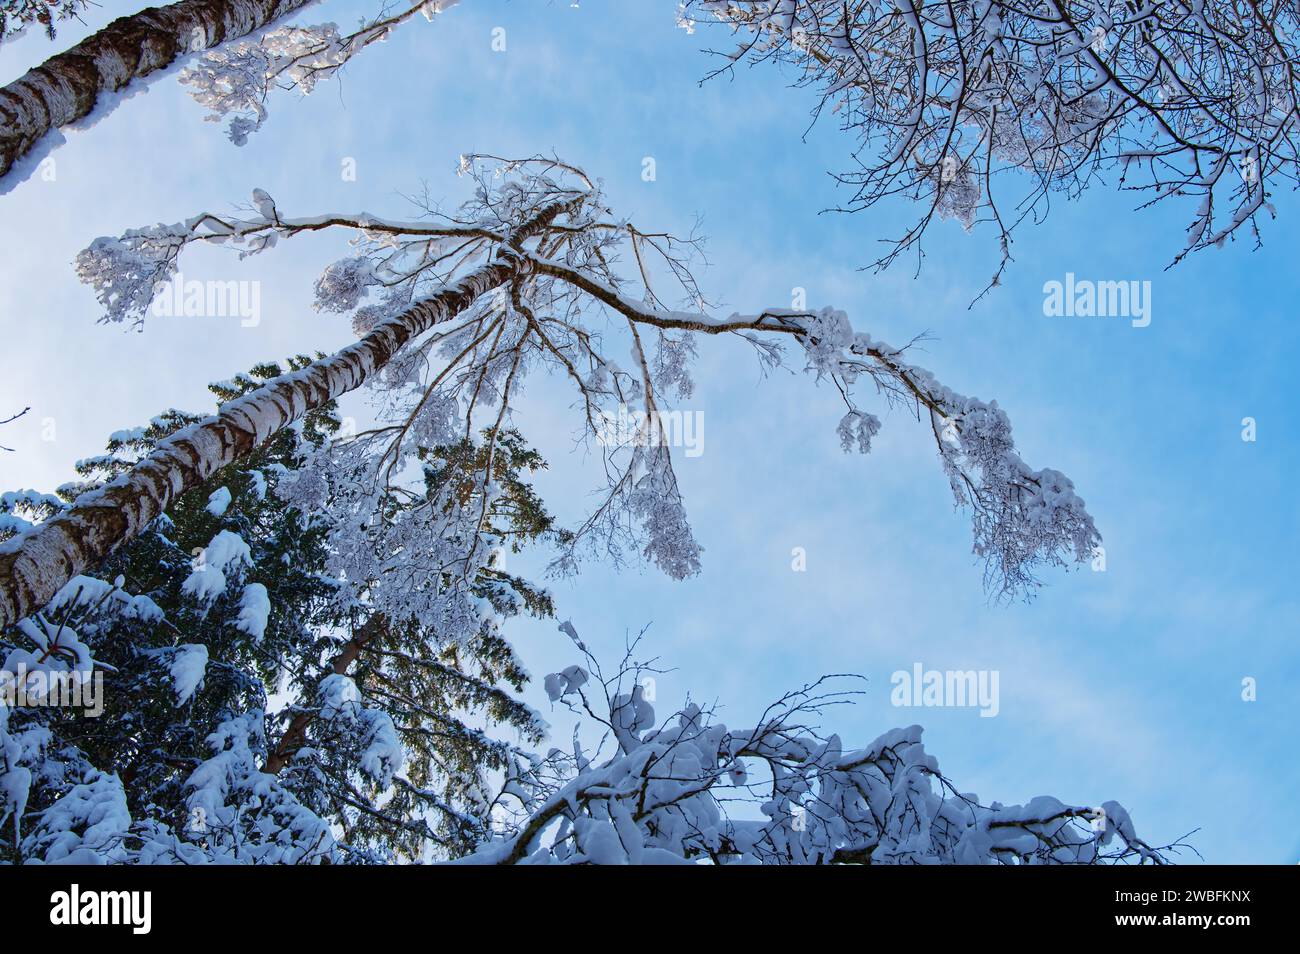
[0,200,575,628]
[0,264,508,627]
[0,0,316,187]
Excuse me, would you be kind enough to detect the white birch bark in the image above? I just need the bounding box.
[0,200,573,627]
[0,0,315,185]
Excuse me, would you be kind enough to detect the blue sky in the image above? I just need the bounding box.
[1,0,1297,863]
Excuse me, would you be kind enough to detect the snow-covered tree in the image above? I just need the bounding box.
[1,361,562,862]
[0,154,1162,865]
[683,0,1300,285]
[460,624,1179,865]
[0,154,1100,626]
[0,0,470,188]
[266,422,563,859]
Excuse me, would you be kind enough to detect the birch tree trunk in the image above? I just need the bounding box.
[0,200,574,627]
[0,0,315,186]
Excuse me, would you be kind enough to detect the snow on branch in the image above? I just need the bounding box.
[0,611,1187,864]
[2,184,581,629]
[0,0,91,42]
[179,1,462,145]
[460,624,1180,865]
[63,152,1098,608]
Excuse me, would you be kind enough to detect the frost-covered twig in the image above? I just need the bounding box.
[0,0,93,43]
[179,0,462,145]
[0,406,28,452]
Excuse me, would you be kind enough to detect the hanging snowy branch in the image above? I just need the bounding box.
[179,0,461,145]
[682,0,1300,286]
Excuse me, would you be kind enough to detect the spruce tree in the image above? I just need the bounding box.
[0,359,562,862]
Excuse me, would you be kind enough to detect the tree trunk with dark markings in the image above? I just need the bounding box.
[0,200,572,628]
[0,0,315,186]
[0,261,508,627]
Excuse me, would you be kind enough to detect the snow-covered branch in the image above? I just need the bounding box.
[462,623,1178,865]
[179,0,461,145]
[0,0,92,42]
[2,152,1099,628]
[0,179,580,628]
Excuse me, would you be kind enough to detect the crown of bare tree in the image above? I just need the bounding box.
[684,0,1300,289]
